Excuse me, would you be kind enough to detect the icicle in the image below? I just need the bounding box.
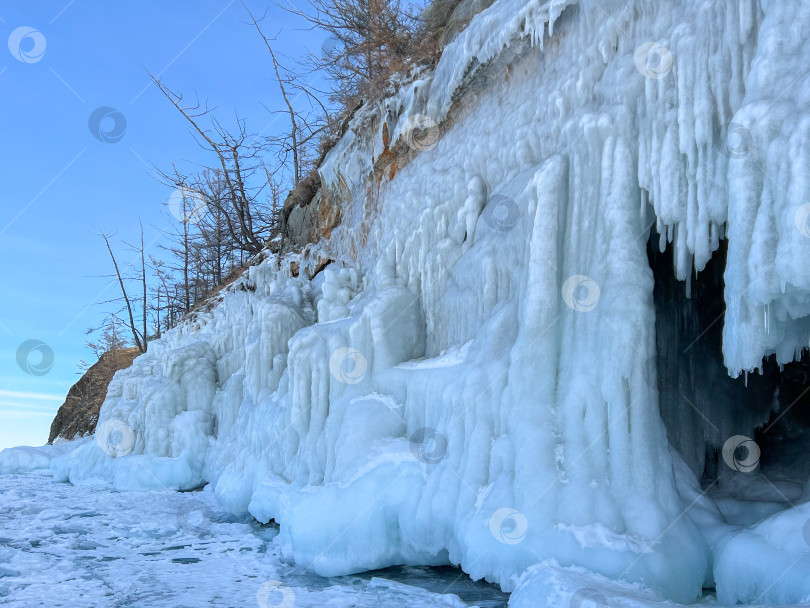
[640,188,648,223]
[658,221,666,253]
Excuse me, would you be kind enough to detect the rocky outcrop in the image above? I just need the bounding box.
[424,0,496,45]
[48,348,141,443]
[276,105,364,252]
[278,170,342,250]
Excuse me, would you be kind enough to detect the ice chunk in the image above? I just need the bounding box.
[0,440,87,475]
[714,501,810,605]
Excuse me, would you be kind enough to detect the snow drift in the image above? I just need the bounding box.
[43,0,810,604]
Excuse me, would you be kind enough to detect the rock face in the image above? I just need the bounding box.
[48,348,141,443]
[423,0,496,45]
[280,183,343,250]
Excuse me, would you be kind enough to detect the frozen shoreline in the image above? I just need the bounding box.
[0,471,508,608]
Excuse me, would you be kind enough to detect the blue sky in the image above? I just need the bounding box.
[0,0,325,449]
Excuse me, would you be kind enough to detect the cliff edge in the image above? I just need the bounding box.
[48,348,140,444]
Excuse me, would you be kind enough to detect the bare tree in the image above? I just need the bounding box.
[150,255,173,338]
[79,315,130,373]
[285,0,432,107]
[85,315,129,362]
[149,75,271,255]
[138,220,147,350]
[243,3,335,188]
[100,230,147,353]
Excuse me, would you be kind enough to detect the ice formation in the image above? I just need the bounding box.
[35,0,810,604]
[0,440,85,476]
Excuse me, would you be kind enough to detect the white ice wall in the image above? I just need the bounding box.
[51,0,810,604]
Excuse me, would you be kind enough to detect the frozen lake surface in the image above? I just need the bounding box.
[0,472,509,607]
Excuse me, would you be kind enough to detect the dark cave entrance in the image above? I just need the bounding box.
[646,229,810,496]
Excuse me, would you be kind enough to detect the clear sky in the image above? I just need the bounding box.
[0,0,325,449]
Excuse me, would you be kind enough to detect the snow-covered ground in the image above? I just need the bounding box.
[0,471,509,608]
[3,469,806,607]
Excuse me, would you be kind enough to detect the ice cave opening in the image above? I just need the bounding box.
[647,225,810,516]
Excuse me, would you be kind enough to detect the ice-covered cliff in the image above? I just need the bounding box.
[45,0,810,605]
